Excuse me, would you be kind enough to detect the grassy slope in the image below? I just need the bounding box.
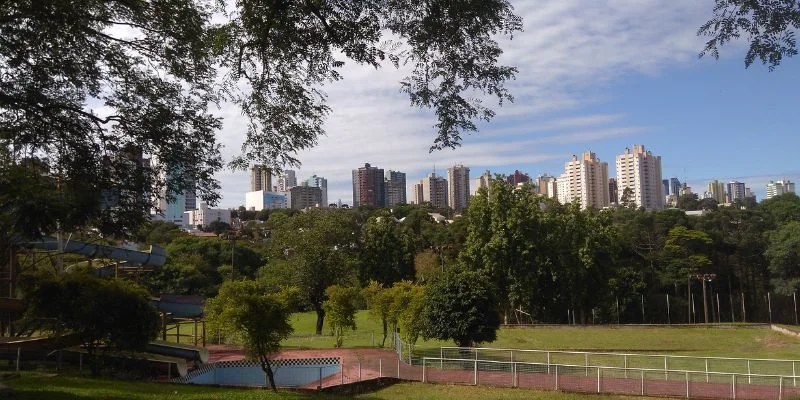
[3,373,655,400]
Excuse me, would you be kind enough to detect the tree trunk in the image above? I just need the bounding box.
[381,318,387,347]
[315,306,325,335]
[261,358,278,392]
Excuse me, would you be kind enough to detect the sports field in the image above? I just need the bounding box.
[285,311,800,360]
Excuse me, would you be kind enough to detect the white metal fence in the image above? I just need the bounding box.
[389,334,800,399]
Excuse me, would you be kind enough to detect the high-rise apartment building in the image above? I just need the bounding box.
[766,180,796,199]
[726,181,747,204]
[506,170,530,186]
[536,174,558,199]
[615,145,663,211]
[412,183,424,205]
[155,164,196,224]
[290,183,323,210]
[352,163,385,207]
[473,170,492,195]
[245,190,289,210]
[385,170,407,207]
[421,172,448,209]
[557,151,610,209]
[277,169,297,192]
[447,164,470,212]
[706,180,726,204]
[250,165,273,192]
[306,175,328,207]
[609,178,619,204]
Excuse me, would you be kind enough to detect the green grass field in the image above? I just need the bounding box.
[285,311,800,356]
[1,372,655,400]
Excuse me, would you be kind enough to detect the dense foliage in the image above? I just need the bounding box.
[21,272,159,376]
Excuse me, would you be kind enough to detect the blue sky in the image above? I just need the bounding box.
[214,0,800,207]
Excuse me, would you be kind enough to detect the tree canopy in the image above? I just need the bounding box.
[699,0,800,70]
[21,272,159,376]
[1,0,522,239]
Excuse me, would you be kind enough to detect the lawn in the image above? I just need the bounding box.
[285,310,800,358]
[2,372,657,400]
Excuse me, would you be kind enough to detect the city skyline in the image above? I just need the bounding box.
[209,1,800,208]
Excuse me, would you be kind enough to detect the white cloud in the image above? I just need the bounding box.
[214,0,714,207]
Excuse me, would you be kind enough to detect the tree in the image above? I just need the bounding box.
[659,226,714,285]
[267,209,359,334]
[206,220,232,235]
[359,211,415,285]
[2,0,522,240]
[362,281,392,347]
[620,187,637,209]
[765,221,800,295]
[394,282,426,345]
[699,0,800,70]
[204,280,293,391]
[760,193,800,223]
[676,193,700,211]
[421,269,500,347]
[21,273,159,376]
[322,285,360,348]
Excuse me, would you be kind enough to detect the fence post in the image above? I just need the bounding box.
[705,358,709,383]
[379,358,382,378]
[664,356,668,380]
[747,360,751,384]
[15,347,20,372]
[732,374,736,399]
[510,349,514,364]
[473,359,477,385]
[793,361,796,387]
[422,358,426,383]
[358,361,362,382]
[408,343,412,365]
[547,351,551,374]
[779,376,783,400]
[440,348,443,369]
[397,358,400,379]
[319,367,322,389]
[624,355,628,378]
[641,369,645,396]
[512,361,517,388]
[555,365,559,390]
[597,368,601,393]
[585,353,589,376]
[371,332,374,347]
[685,371,689,398]
[341,364,344,385]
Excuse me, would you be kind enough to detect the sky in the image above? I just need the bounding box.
[213,0,800,208]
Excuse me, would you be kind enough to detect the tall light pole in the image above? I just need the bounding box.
[690,273,716,324]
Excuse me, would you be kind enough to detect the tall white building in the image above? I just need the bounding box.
[305,174,328,207]
[472,170,491,195]
[447,164,470,212]
[154,165,196,224]
[557,151,609,209]
[615,145,663,211]
[277,169,297,192]
[766,180,796,199]
[420,172,448,209]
